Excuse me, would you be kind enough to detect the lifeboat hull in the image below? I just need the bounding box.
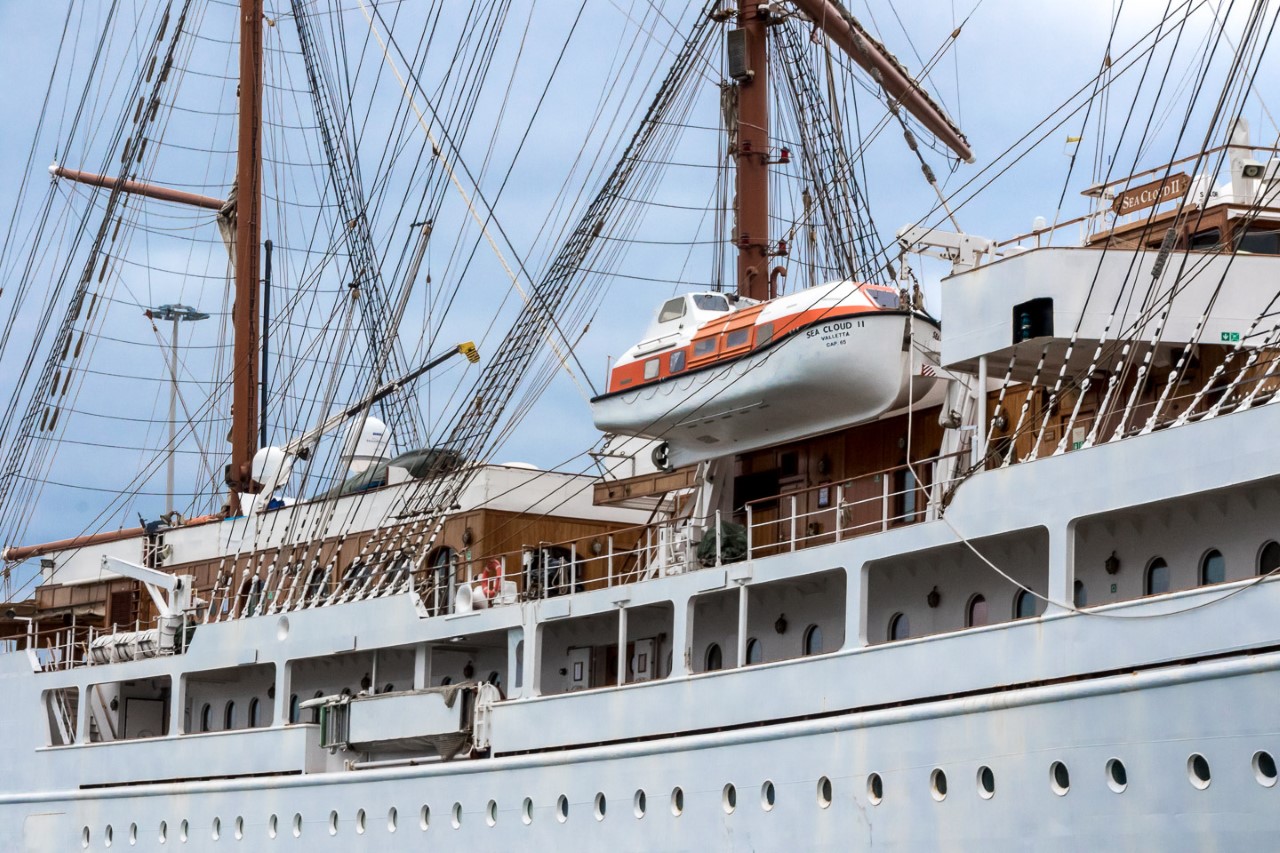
[591,312,941,468]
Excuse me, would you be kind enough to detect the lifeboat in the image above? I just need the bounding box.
[590,280,942,468]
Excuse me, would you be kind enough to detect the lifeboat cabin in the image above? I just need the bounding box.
[590,280,943,469]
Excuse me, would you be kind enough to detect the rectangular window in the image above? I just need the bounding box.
[693,339,717,357]
[658,298,686,323]
[643,358,660,380]
[756,323,774,347]
[725,329,750,348]
[669,350,686,373]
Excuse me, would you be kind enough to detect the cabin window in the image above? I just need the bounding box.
[1259,541,1280,576]
[658,298,686,322]
[199,703,212,733]
[248,697,260,728]
[966,594,988,628]
[746,638,762,665]
[288,694,299,724]
[705,643,723,671]
[888,612,909,641]
[669,350,686,373]
[756,322,774,347]
[802,624,823,656]
[725,328,750,348]
[223,700,236,731]
[1146,557,1170,595]
[1236,228,1280,254]
[1073,579,1087,608]
[643,358,660,380]
[693,338,717,357]
[1014,589,1037,619]
[312,691,323,724]
[1188,228,1222,251]
[514,640,525,688]
[692,294,730,312]
[1199,549,1225,585]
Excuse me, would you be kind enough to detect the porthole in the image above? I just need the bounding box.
[291,813,302,838]
[233,816,243,840]
[267,815,277,838]
[105,824,113,847]
[722,783,737,814]
[129,823,138,845]
[180,820,189,842]
[1188,753,1211,789]
[977,765,995,799]
[867,773,883,805]
[210,818,219,840]
[81,827,89,849]
[356,809,366,834]
[387,807,398,832]
[451,803,462,829]
[760,780,775,811]
[1050,761,1070,795]
[158,821,167,844]
[594,792,607,821]
[556,795,569,823]
[419,805,430,830]
[930,769,948,801]
[633,789,647,819]
[671,786,685,816]
[328,811,338,836]
[1107,758,1128,793]
[521,798,533,825]
[487,800,498,827]
[817,775,833,808]
[1253,750,1277,787]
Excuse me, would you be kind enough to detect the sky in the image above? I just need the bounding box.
[0,0,1272,566]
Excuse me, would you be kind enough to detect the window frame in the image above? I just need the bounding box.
[1258,540,1280,576]
[1013,589,1037,619]
[888,612,909,641]
[642,358,660,380]
[668,349,686,373]
[802,624,823,656]
[1199,548,1225,586]
[1145,557,1170,596]
[745,637,762,665]
[725,328,751,349]
[966,593,988,628]
[704,642,723,672]
[658,298,686,323]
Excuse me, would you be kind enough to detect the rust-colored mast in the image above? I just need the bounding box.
[735,0,772,302]
[227,0,264,511]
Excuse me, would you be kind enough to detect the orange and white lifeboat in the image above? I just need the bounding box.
[590,280,942,468]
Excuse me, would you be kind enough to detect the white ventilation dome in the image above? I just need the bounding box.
[346,416,392,474]
[251,446,294,494]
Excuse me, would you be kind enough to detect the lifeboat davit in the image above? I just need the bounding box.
[590,280,942,469]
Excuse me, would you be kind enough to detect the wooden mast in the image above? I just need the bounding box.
[227,0,264,511]
[735,0,772,302]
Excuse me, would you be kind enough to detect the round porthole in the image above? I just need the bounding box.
[977,765,995,799]
[722,783,737,814]
[930,769,948,801]
[556,795,569,823]
[267,815,277,838]
[671,787,685,816]
[158,821,168,844]
[452,803,463,829]
[81,827,89,849]
[356,808,367,834]
[419,805,430,830]
[760,780,776,811]
[867,772,883,805]
[1254,750,1278,787]
[1188,753,1211,789]
[104,824,113,847]
[633,789,647,819]
[594,792,606,821]
[521,798,533,825]
[180,820,189,842]
[388,806,398,832]
[486,800,498,827]
[210,818,219,840]
[817,775,833,808]
[129,823,138,845]
[1106,758,1128,793]
[1050,761,1070,796]
[291,814,302,838]
[233,816,243,840]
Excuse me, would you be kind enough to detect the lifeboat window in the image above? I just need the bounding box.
[1199,549,1225,585]
[725,328,750,348]
[756,323,774,347]
[668,349,686,373]
[643,358,660,380]
[865,287,902,309]
[966,594,988,628]
[1259,541,1280,576]
[1145,557,1170,595]
[888,612,909,641]
[705,643,723,671]
[692,294,730,312]
[658,298,686,322]
[693,339,717,357]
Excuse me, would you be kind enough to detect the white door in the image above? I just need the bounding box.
[630,638,655,683]
[567,646,592,692]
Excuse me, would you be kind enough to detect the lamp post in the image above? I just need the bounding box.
[147,304,210,516]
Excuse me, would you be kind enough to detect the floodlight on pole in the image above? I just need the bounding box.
[146,304,210,517]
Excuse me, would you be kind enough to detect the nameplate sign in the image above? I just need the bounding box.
[1112,172,1191,215]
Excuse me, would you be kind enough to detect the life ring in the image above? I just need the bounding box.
[477,559,501,600]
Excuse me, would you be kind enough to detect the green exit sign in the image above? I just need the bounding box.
[1221,331,1241,342]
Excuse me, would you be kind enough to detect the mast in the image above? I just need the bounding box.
[228,0,264,510]
[734,0,772,302]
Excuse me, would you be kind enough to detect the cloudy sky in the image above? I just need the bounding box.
[0,0,1270,561]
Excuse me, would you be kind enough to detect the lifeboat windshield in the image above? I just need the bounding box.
[691,293,731,312]
[863,287,903,310]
